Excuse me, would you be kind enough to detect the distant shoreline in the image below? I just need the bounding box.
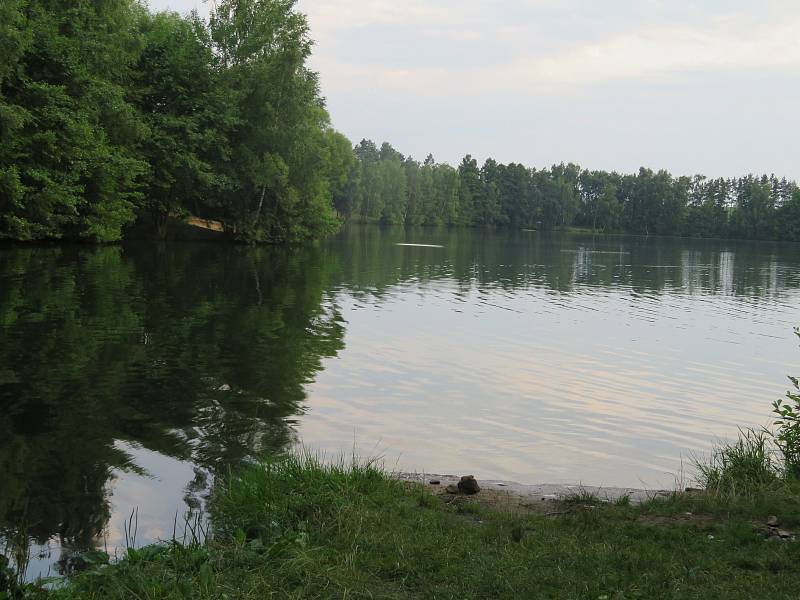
[5,219,800,247]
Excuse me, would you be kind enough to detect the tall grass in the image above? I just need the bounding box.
[210,450,399,545]
[14,448,800,599]
[694,427,782,497]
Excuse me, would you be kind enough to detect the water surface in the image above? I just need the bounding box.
[2,227,800,577]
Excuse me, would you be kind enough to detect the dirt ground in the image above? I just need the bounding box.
[397,472,671,515]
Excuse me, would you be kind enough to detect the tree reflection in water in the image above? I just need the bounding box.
[3,226,800,577]
[0,242,345,576]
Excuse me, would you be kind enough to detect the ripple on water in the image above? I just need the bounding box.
[4,232,800,578]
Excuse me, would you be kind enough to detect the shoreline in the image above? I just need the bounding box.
[8,453,800,598]
[397,472,670,506]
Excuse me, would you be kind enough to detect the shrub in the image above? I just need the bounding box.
[772,328,800,477]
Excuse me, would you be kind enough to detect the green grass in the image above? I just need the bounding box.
[7,451,799,599]
[694,427,782,498]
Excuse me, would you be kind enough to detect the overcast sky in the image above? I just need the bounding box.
[148,0,800,179]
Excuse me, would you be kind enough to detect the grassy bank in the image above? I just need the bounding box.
[8,452,800,600]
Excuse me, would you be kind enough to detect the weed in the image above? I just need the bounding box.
[560,488,604,506]
[693,427,781,497]
[613,494,632,507]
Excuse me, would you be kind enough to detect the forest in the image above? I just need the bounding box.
[338,140,800,242]
[1,0,799,244]
[0,0,353,243]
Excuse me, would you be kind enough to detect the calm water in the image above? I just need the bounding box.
[3,226,800,577]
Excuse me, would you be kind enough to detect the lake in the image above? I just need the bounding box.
[2,226,800,578]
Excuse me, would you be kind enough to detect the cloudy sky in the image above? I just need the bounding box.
[149,0,800,179]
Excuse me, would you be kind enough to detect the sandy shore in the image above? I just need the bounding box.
[398,472,672,510]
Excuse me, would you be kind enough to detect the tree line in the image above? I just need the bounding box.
[2,1,799,245]
[0,0,353,243]
[336,140,800,242]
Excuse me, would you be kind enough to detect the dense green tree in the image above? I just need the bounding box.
[131,9,223,237]
[0,0,353,244]
[325,129,357,219]
[0,0,147,241]
[596,181,622,232]
[776,189,800,242]
[550,163,581,227]
[433,163,460,226]
[417,158,437,225]
[1,2,797,244]
[378,158,407,224]
[457,155,481,226]
[578,170,608,231]
[209,0,338,242]
[403,158,422,225]
[0,2,30,230]
[479,158,506,226]
[499,163,531,227]
[353,140,382,222]
[731,177,775,239]
[339,140,797,242]
[685,177,729,238]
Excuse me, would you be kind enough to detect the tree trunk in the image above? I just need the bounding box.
[253,183,267,228]
[153,211,169,240]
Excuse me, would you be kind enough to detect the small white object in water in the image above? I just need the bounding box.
[395,243,444,248]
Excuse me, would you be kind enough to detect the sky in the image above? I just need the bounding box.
[148,0,800,179]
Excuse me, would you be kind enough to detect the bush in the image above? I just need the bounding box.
[772,328,800,476]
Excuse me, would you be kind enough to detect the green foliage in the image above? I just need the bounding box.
[0,553,44,600]
[3,1,798,244]
[0,0,147,241]
[560,489,604,506]
[210,451,396,544]
[772,328,800,476]
[206,0,344,243]
[2,1,799,244]
[776,190,800,242]
[0,0,352,244]
[692,329,800,495]
[0,554,20,598]
[694,428,781,497]
[342,141,799,241]
[131,9,221,237]
[32,454,800,599]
